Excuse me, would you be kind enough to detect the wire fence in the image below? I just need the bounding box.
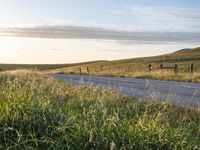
[60,63,200,75]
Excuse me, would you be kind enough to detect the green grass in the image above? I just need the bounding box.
[0,71,200,149]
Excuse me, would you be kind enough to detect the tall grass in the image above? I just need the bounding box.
[131,70,200,83]
[48,47,200,83]
[55,69,200,83]
[0,71,200,149]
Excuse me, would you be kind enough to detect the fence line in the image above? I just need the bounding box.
[148,63,194,74]
[72,63,197,74]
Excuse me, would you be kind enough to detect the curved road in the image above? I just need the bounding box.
[49,74,200,107]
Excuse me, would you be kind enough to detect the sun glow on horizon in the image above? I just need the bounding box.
[0,0,199,64]
[0,35,199,64]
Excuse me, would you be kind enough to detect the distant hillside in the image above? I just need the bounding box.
[1,47,200,73]
[174,47,200,54]
[49,47,200,74]
[0,61,106,71]
[0,64,70,71]
[111,47,200,64]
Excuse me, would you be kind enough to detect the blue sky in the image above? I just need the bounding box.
[1,0,200,29]
[0,0,200,64]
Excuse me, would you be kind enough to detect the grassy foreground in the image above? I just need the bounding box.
[0,71,200,149]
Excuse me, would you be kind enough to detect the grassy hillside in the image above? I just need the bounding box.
[1,47,200,72]
[48,47,200,83]
[0,64,71,71]
[50,47,200,72]
[0,61,106,71]
[1,47,200,82]
[0,71,199,149]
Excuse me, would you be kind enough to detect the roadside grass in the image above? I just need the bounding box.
[0,71,200,149]
[53,69,200,83]
[132,71,200,83]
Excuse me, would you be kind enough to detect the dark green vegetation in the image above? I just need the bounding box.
[0,72,200,149]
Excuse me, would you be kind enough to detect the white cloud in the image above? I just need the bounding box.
[1,5,200,44]
[0,25,200,44]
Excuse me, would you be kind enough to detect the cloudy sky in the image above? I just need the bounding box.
[0,0,199,64]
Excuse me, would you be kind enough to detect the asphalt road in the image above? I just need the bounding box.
[49,74,200,107]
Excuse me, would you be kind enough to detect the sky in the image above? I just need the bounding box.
[0,0,200,64]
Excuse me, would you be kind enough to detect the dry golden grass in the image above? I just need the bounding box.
[131,71,200,83]
[45,47,200,83]
[49,67,200,83]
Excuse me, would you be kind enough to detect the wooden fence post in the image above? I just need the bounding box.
[149,64,152,71]
[174,64,178,74]
[160,64,163,70]
[86,67,89,74]
[100,66,103,72]
[190,63,194,74]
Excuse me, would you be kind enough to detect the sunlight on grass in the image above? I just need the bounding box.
[131,70,200,83]
[52,68,200,83]
[0,71,199,149]
[46,47,200,83]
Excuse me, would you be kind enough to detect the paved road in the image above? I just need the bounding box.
[49,74,200,107]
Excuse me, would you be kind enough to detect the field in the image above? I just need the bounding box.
[47,47,200,83]
[1,47,200,83]
[0,71,200,149]
[0,61,105,71]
